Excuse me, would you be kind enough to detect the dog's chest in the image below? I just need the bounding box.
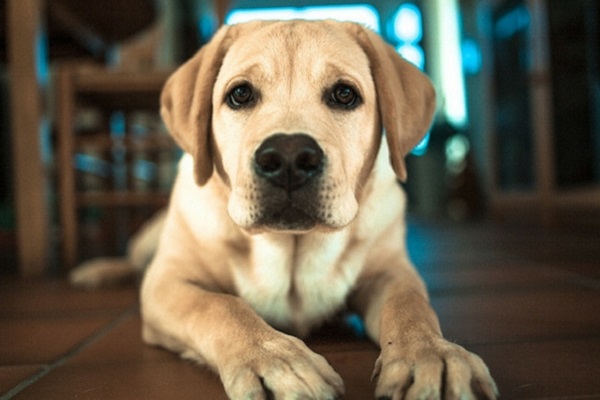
[232,232,361,335]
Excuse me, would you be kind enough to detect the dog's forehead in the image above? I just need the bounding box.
[220,21,370,82]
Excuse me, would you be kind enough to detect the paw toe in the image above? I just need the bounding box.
[374,359,412,399]
[374,344,498,400]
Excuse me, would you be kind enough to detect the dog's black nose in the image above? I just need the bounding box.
[254,133,324,191]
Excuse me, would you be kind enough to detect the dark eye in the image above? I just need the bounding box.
[227,84,254,109]
[329,84,360,109]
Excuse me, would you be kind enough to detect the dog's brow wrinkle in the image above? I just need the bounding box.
[185,279,218,292]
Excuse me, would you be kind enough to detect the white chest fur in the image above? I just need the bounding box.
[232,230,363,336]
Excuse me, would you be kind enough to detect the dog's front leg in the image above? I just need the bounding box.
[353,267,497,400]
[141,268,344,400]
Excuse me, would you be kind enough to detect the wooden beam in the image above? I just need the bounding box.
[215,0,230,25]
[56,66,77,270]
[7,0,51,277]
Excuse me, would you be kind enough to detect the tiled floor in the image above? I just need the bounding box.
[1,220,599,399]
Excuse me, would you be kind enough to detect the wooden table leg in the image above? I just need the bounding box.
[7,0,51,277]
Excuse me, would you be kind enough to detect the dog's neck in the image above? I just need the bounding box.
[231,229,364,337]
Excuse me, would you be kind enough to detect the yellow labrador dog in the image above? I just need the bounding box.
[72,20,497,400]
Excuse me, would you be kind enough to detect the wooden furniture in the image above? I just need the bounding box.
[56,65,176,269]
[7,0,50,277]
[5,0,161,277]
[480,0,600,226]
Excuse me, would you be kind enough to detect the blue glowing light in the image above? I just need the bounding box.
[411,131,431,156]
[495,5,530,38]
[397,43,425,70]
[462,38,482,75]
[392,3,423,43]
[226,5,380,33]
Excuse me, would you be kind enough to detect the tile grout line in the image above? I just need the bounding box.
[0,305,138,400]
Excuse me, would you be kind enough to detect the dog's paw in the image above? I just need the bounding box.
[373,339,497,400]
[220,334,344,400]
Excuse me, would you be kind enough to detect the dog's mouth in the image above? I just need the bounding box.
[257,200,319,232]
[230,181,358,234]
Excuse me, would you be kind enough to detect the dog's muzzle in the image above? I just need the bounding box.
[252,133,325,231]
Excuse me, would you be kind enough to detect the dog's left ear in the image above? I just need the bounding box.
[348,24,437,181]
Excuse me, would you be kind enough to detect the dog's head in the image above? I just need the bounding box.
[161,20,435,233]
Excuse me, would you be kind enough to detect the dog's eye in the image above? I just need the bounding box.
[227,84,254,109]
[328,84,361,109]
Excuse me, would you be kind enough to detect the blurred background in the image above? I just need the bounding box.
[0,0,598,277]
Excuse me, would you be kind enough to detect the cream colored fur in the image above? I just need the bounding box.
[70,20,497,400]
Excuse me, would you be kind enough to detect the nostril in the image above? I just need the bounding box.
[256,148,283,175]
[295,148,322,175]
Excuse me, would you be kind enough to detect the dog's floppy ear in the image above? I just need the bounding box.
[349,24,436,181]
[160,25,232,185]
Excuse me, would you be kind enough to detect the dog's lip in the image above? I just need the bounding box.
[259,202,319,231]
[271,202,312,220]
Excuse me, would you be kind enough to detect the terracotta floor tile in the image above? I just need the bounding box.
[324,350,379,399]
[0,278,138,317]
[12,361,228,400]
[551,261,600,280]
[472,338,600,399]
[420,263,573,294]
[0,366,43,396]
[3,220,599,399]
[309,336,377,355]
[407,221,600,270]
[0,315,121,365]
[432,285,600,345]
[68,313,184,365]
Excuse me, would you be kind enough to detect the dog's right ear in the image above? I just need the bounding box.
[160,25,232,185]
